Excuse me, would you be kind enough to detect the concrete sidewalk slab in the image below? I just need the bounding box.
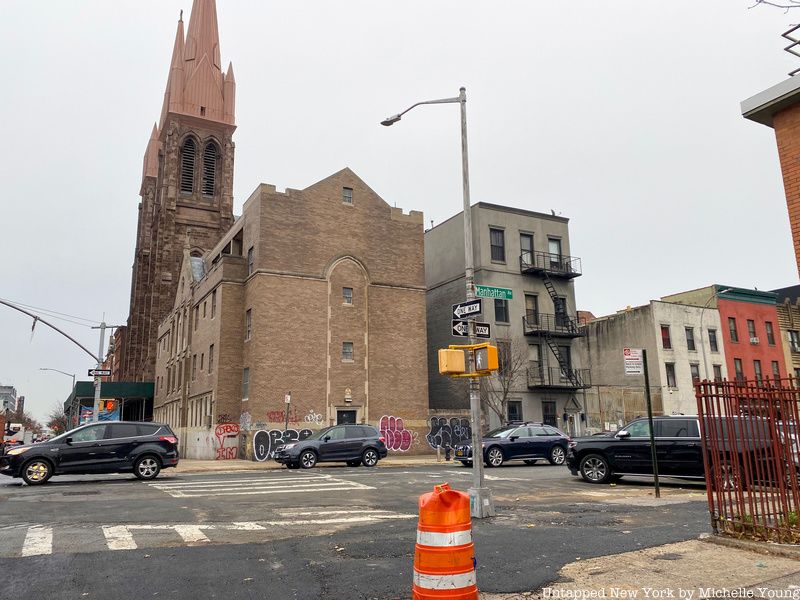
[479,538,800,599]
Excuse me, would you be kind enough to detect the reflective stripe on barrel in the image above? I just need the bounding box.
[416,529,472,547]
[413,570,477,590]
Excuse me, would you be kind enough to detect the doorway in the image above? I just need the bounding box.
[336,410,357,425]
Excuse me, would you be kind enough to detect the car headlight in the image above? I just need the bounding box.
[282,443,297,450]
[6,447,29,456]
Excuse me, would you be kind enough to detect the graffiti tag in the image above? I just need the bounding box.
[304,410,324,425]
[214,423,240,460]
[252,428,314,462]
[426,417,471,449]
[379,415,413,452]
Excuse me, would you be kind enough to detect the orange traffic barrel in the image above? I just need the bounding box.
[412,483,478,599]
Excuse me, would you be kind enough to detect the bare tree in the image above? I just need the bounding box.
[480,337,530,425]
[46,401,69,435]
[750,0,800,10]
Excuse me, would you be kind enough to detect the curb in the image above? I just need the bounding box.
[699,532,800,560]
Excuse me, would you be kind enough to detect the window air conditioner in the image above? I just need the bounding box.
[750,337,759,344]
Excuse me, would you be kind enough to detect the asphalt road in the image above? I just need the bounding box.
[0,462,710,600]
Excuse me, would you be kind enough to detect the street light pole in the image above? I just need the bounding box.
[382,87,494,518]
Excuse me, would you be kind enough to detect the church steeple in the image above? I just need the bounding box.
[159,14,185,130]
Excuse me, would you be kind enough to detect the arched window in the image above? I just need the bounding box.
[202,143,217,196]
[180,138,196,194]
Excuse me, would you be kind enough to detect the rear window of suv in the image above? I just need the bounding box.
[657,419,698,438]
[138,424,161,436]
[107,423,139,439]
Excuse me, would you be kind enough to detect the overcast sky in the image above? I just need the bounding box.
[1,0,798,425]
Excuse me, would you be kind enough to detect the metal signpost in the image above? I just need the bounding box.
[623,347,660,498]
[284,392,291,432]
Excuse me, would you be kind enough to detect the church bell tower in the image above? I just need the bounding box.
[124,0,236,381]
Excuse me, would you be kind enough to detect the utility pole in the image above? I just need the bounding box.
[90,321,125,422]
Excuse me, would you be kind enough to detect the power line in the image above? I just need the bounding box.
[0,298,102,327]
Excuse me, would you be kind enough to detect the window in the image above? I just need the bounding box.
[208,344,214,373]
[490,228,505,262]
[658,419,691,438]
[245,309,252,341]
[747,320,757,343]
[200,353,204,371]
[553,297,567,327]
[765,321,775,346]
[507,400,522,422]
[542,401,557,426]
[754,359,763,384]
[625,420,651,437]
[713,364,723,382]
[342,187,353,204]
[343,287,353,305]
[791,331,800,353]
[661,325,672,350]
[71,424,107,442]
[665,363,677,388]
[203,301,207,318]
[192,354,197,380]
[180,138,196,194]
[520,233,533,266]
[494,299,509,323]
[498,341,511,375]
[690,363,700,381]
[772,361,781,383]
[558,345,572,372]
[795,368,800,386]
[202,143,217,196]
[734,358,744,382]
[194,306,199,331]
[242,368,250,400]
[524,294,539,324]
[211,290,217,318]
[342,341,354,361]
[708,329,719,353]
[729,317,739,343]
[247,247,254,275]
[685,327,696,351]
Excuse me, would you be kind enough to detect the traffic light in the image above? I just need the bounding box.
[438,349,466,375]
[105,400,115,412]
[474,345,499,373]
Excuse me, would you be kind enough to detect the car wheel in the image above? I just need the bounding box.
[548,445,566,466]
[299,450,317,469]
[485,446,504,468]
[21,459,53,486]
[523,459,539,466]
[362,448,379,467]
[134,455,161,480]
[579,453,611,484]
[346,459,362,467]
[459,461,473,467]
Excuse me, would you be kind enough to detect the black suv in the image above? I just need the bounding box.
[0,421,179,485]
[454,422,571,468]
[273,425,388,469]
[566,415,799,485]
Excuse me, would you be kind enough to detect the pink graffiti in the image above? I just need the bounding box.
[214,423,240,460]
[215,446,238,460]
[379,415,413,452]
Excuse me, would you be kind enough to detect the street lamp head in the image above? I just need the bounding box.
[381,114,402,126]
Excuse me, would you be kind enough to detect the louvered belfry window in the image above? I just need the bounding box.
[202,143,217,196]
[180,138,196,194]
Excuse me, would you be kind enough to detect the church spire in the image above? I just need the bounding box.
[184,0,221,69]
[159,13,185,130]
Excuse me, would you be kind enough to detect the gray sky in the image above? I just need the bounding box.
[1,0,798,425]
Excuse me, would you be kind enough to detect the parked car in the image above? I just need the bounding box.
[273,424,388,469]
[453,422,571,468]
[0,421,179,486]
[566,415,798,486]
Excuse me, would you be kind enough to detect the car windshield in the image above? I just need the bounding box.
[303,427,334,441]
[485,426,517,438]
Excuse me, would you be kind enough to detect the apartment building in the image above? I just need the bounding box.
[425,203,588,436]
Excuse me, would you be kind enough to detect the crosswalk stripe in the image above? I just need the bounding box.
[152,481,348,492]
[173,485,373,498]
[21,526,52,557]
[102,525,137,550]
[173,525,210,544]
[151,475,330,488]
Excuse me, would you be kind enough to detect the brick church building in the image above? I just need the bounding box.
[122,0,236,381]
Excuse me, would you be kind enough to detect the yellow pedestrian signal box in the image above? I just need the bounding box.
[474,345,499,373]
[438,349,466,375]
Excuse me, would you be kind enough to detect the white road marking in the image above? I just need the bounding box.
[170,485,375,498]
[21,526,53,557]
[102,525,137,550]
[484,475,527,481]
[151,475,331,488]
[173,525,211,544]
[150,474,374,498]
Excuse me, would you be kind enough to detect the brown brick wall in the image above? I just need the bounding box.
[773,104,800,277]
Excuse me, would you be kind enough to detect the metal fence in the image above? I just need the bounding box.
[695,378,800,543]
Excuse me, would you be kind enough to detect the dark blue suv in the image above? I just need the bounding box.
[454,422,571,468]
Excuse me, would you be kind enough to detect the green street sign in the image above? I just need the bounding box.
[475,285,513,300]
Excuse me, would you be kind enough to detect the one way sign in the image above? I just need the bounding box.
[452,320,491,339]
[452,299,482,319]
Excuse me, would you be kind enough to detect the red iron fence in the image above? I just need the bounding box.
[695,378,800,543]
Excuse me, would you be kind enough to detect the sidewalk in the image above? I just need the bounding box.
[173,455,446,473]
[480,537,800,600]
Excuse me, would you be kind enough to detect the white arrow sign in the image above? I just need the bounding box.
[452,299,482,319]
